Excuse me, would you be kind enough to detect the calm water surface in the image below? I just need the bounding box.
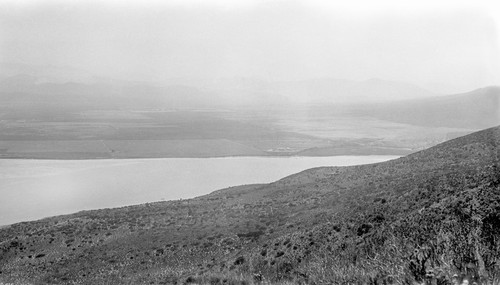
[0,156,399,225]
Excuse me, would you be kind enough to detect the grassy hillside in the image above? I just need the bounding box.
[0,126,499,284]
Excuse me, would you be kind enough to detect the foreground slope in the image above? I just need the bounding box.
[0,126,499,284]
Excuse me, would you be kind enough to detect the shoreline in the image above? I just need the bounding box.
[0,149,413,161]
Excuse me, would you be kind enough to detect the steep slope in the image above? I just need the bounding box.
[0,126,499,284]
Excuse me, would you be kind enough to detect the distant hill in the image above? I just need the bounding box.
[273,78,436,103]
[0,62,96,84]
[194,77,436,104]
[0,74,214,110]
[1,126,498,284]
[0,75,439,111]
[353,86,500,129]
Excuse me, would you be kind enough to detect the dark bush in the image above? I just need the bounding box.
[234,256,245,265]
[236,231,264,240]
[260,249,267,256]
[357,223,372,236]
[209,276,221,284]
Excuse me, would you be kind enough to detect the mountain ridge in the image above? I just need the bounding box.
[353,86,499,129]
[0,74,438,108]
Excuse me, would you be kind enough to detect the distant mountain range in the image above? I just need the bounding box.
[1,74,437,108]
[1,71,497,107]
[0,74,213,110]
[180,77,437,105]
[352,86,500,129]
[0,62,97,85]
[1,126,498,284]
[1,63,436,104]
[4,73,496,129]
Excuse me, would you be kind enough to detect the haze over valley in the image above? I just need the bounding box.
[0,67,497,159]
[0,1,499,284]
[1,0,498,159]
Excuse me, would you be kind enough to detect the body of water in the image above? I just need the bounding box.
[0,155,399,225]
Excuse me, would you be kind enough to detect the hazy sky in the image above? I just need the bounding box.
[0,0,499,93]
